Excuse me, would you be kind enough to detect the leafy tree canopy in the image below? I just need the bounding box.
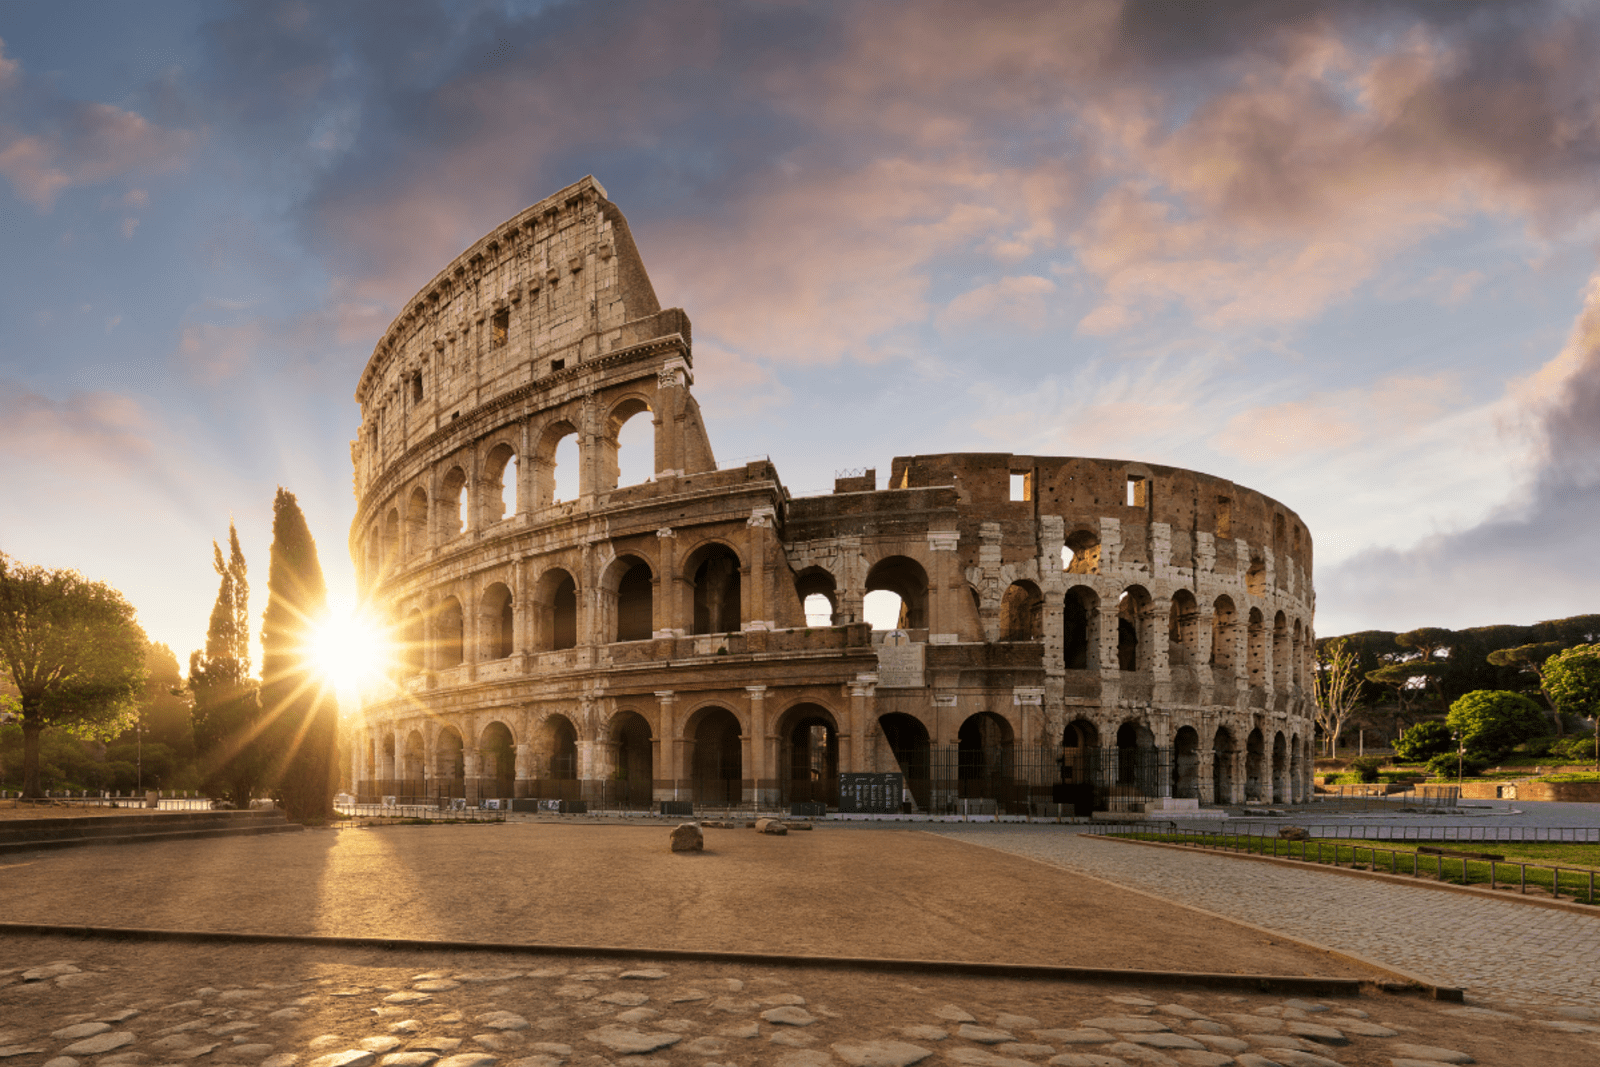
[1446,689,1549,761]
[0,553,147,797]
[1393,719,1454,762]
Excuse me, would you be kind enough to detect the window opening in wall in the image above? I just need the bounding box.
[1215,496,1232,539]
[803,594,833,627]
[1063,529,1101,574]
[614,406,654,488]
[552,575,577,650]
[1009,473,1030,502]
[863,591,905,631]
[691,547,742,635]
[500,455,517,517]
[615,562,653,642]
[1126,475,1147,507]
[491,308,509,347]
[552,433,580,502]
[411,373,424,404]
[451,411,460,421]
[551,358,565,373]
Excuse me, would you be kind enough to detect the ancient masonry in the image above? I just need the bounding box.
[349,176,1316,814]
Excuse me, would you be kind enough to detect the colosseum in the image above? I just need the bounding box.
[349,176,1316,816]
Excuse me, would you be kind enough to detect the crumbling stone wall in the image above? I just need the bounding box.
[350,179,1317,811]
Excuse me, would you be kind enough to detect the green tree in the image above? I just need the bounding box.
[1445,690,1549,762]
[1487,641,1566,734]
[1544,644,1600,769]
[1392,719,1453,762]
[190,523,266,808]
[259,489,337,823]
[0,553,148,798]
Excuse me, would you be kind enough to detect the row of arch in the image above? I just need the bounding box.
[364,396,657,579]
[359,701,1314,809]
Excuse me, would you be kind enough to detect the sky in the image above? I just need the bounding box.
[2,0,1600,672]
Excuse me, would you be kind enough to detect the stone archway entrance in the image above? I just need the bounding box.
[778,704,839,808]
[690,707,743,807]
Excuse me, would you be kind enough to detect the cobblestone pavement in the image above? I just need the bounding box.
[928,827,1600,1012]
[4,936,1600,1067]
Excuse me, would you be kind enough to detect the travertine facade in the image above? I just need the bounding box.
[350,177,1316,812]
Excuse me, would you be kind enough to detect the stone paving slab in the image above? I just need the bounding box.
[4,935,1598,1067]
[929,827,1600,1010]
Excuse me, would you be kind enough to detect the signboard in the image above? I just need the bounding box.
[839,772,903,814]
[482,798,501,810]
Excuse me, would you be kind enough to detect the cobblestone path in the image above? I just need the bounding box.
[930,827,1600,1011]
[5,936,1600,1067]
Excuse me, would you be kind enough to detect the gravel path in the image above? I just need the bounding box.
[929,826,1600,1011]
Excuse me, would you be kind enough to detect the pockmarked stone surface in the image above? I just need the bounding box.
[2,935,1595,1067]
[668,823,703,853]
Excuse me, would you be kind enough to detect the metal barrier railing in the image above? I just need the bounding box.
[1100,825,1600,904]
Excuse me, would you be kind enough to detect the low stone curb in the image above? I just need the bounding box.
[1098,833,1600,917]
[941,832,1465,1002]
[0,920,1373,996]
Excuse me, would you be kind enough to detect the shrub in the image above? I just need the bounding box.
[1347,756,1385,783]
[1393,720,1453,761]
[1551,733,1599,764]
[1427,751,1485,778]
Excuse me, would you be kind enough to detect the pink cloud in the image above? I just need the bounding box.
[0,100,195,211]
[936,275,1057,332]
[1212,373,1468,463]
[0,387,157,468]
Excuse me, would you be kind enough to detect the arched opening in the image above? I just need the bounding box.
[1168,589,1199,668]
[957,711,1014,802]
[1212,726,1236,804]
[689,707,743,807]
[435,597,464,668]
[1272,611,1289,691]
[1056,718,1099,815]
[998,581,1043,641]
[477,722,515,799]
[535,420,579,506]
[436,727,465,799]
[613,559,654,642]
[535,568,578,651]
[688,543,742,635]
[1063,586,1098,669]
[438,466,469,540]
[1289,732,1304,804]
[1210,595,1237,675]
[610,398,654,490]
[402,609,425,674]
[1172,725,1200,800]
[552,433,580,503]
[482,443,517,523]
[609,710,654,809]
[878,713,930,812]
[405,487,428,557]
[1245,727,1265,802]
[1272,730,1287,803]
[479,582,514,660]
[1246,608,1266,695]
[537,714,578,781]
[1062,528,1101,574]
[1292,619,1305,689]
[1115,720,1156,790]
[778,704,838,807]
[401,730,425,788]
[865,556,928,630]
[1118,587,1152,672]
[795,567,838,627]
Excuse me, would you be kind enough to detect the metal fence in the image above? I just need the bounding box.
[1307,784,1460,811]
[1219,822,1600,843]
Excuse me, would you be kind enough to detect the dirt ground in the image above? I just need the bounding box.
[0,822,1375,979]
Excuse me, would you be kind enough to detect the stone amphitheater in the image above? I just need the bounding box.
[348,176,1315,815]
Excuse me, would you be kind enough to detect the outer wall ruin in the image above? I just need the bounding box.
[348,176,1316,814]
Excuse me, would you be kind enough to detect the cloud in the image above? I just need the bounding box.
[0,386,157,468]
[936,275,1057,332]
[0,39,197,211]
[1318,269,1600,633]
[1212,373,1468,463]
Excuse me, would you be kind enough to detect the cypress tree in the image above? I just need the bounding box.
[259,488,337,822]
[190,523,265,807]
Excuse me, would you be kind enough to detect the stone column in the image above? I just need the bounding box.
[1096,600,1121,673]
[463,749,481,803]
[743,507,776,631]
[847,676,877,773]
[747,685,773,808]
[926,530,960,643]
[1197,735,1215,805]
[514,743,532,794]
[655,691,678,802]
[654,528,680,637]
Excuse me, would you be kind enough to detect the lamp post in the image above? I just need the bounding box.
[1454,731,1464,784]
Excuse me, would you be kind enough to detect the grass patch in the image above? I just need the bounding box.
[1112,831,1600,904]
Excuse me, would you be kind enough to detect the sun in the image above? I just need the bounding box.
[306,599,390,700]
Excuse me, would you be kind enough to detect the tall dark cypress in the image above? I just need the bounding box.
[189,523,264,808]
[259,488,336,822]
